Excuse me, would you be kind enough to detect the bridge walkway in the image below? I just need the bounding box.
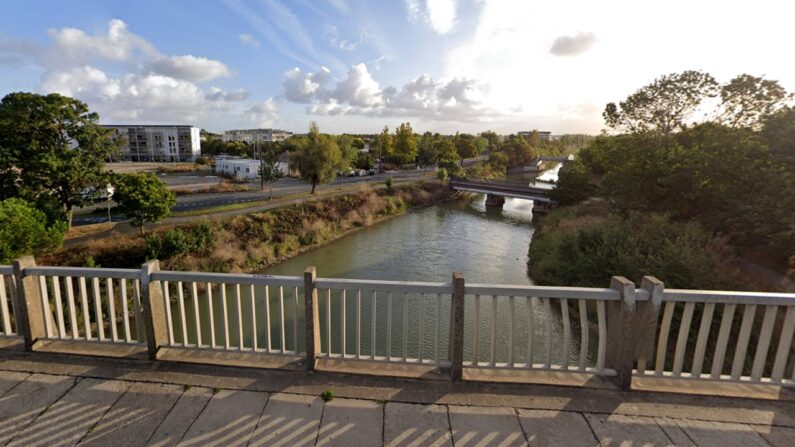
[0,351,792,446]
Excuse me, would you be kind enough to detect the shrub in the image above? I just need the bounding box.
[145,223,216,260]
[0,198,66,263]
[385,175,393,192]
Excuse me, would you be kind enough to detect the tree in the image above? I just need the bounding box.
[336,134,358,172]
[392,122,418,165]
[603,70,718,135]
[115,173,176,234]
[480,131,500,150]
[257,143,282,198]
[418,132,439,167]
[762,106,795,165]
[290,122,342,194]
[717,74,791,129]
[0,92,118,227]
[376,126,393,166]
[549,159,596,206]
[435,139,463,178]
[454,133,479,164]
[499,134,535,168]
[0,198,66,263]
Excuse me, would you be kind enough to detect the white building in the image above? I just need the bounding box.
[222,129,293,144]
[103,125,201,162]
[215,157,261,180]
[518,130,552,142]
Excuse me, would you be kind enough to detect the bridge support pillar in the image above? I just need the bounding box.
[484,194,505,207]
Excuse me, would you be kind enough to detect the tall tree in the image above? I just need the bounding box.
[257,142,282,199]
[603,70,718,135]
[418,131,438,167]
[717,74,791,128]
[0,92,118,227]
[392,122,418,165]
[454,133,479,166]
[114,173,176,234]
[290,122,342,193]
[376,125,393,167]
[479,131,501,150]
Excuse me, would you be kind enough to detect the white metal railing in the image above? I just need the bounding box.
[151,271,305,355]
[23,266,145,345]
[314,278,453,366]
[637,288,795,385]
[0,266,17,336]
[463,284,619,375]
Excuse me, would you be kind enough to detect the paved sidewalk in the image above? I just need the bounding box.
[0,353,794,446]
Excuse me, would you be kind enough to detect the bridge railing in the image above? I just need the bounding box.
[3,256,795,390]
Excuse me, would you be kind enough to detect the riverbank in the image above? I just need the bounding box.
[42,182,457,272]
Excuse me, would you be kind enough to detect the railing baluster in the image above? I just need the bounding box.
[326,289,332,355]
[79,277,91,340]
[177,281,188,345]
[92,277,105,341]
[710,303,736,379]
[402,291,407,362]
[121,279,131,343]
[596,300,606,372]
[163,281,175,345]
[355,289,361,359]
[250,284,257,351]
[654,301,675,375]
[672,302,695,376]
[771,306,795,382]
[560,298,570,370]
[263,285,271,351]
[371,290,376,359]
[235,284,243,350]
[490,295,496,366]
[418,293,424,363]
[207,283,216,348]
[543,297,552,368]
[293,286,299,352]
[341,289,346,357]
[751,305,778,381]
[527,297,535,368]
[106,278,118,342]
[0,275,10,335]
[578,299,588,371]
[690,303,715,378]
[53,276,66,338]
[434,293,441,363]
[508,295,515,366]
[473,294,480,365]
[39,276,52,338]
[223,284,231,350]
[66,277,77,339]
[192,282,202,347]
[133,279,144,341]
[387,292,393,360]
[731,304,757,379]
[278,286,285,352]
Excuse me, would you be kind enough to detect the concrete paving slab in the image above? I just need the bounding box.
[317,398,383,447]
[654,417,695,446]
[675,419,769,447]
[146,386,213,447]
[448,405,527,447]
[248,392,324,447]
[78,382,183,447]
[384,402,452,447]
[753,424,795,447]
[7,377,129,447]
[0,370,28,397]
[516,409,597,446]
[583,413,674,446]
[0,373,77,444]
[176,389,267,447]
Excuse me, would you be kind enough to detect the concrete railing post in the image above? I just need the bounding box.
[12,256,44,351]
[141,260,168,360]
[304,266,320,372]
[606,276,637,391]
[637,277,664,373]
[449,272,465,381]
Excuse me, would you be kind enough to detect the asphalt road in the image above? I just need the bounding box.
[73,169,433,226]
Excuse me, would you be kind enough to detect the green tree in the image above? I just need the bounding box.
[480,131,501,150]
[115,173,176,234]
[337,134,358,171]
[549,159,596,206]
[0,92,118,227]
[603,70,718,135]
[257,143,283,198]
[0,198,66,263]
[376,126,393,165]
[435,139,463,178]
[418,132,439,167]
[762,106,795,165]
[392,122,418,165]
[454,133,479,164]
[717,74,791,129]
[290,122,342,193]
[499,134,535,168]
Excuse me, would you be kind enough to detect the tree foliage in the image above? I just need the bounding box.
[392,122,418,165]
[453,133,479,163]
[0,92,118,227]
[290,122,342,193]
[0,198,66,263]
[717,74,791,128]
[549,159,596,206]
[115,173,176,233]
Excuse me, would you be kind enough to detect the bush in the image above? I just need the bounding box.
[145,223,216,260]
[549,160,597,206]
[0,198,66,263]
[385,175,393,192]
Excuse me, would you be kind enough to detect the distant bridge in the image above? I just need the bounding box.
[449,179,555,204]
[538,155,574,163]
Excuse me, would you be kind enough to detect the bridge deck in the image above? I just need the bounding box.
[0,351,792,446]
[449,180,555,202]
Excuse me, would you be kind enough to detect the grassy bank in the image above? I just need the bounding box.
[43,182,455,272]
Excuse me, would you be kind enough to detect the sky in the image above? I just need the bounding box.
[1,0,793,135]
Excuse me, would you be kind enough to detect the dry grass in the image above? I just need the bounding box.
[64,222,117,240]
[173,180,252,195]
[157,163,204,174]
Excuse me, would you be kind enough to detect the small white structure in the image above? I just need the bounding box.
[215,157,261,180]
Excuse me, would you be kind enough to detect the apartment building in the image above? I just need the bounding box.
[518,130,552,141]
[222,128,293,144]
[103,125,201,162]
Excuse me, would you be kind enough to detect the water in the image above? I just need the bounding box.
[167,192,596,367]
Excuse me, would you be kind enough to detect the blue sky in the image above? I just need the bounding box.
[1,0,793,134]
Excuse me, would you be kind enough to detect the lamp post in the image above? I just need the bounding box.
[105,183,115,223]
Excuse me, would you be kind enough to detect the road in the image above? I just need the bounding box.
[73,168,433,226]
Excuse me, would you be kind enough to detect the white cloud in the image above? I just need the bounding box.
[550,32,597,56]
[405,0,457,34]
[333,63,383,107]
[283,66,332,103]
[238,33,261,48]
[205,86,249,102]
[148,55,231,83]
[246,98,279,126]
[47,19,159,65]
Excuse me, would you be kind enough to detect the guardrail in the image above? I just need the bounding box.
[2,256,794,390]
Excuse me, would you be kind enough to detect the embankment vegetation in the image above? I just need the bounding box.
[42,182,453,272]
